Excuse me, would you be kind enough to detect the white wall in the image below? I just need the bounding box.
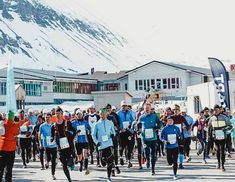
[127,62,204,100]
[186,81,235,119]
[53,93,93,101]
[92,91,132,110]
[119,77,128,91]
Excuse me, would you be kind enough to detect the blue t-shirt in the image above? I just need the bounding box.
[161,124,182,149]
[72,119,91,143]
[39,122,57,148]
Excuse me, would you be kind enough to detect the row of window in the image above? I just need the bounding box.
[135,78,180,91]
[100,83,119,91]
[23,83,42,96]
[53,82,96,94]
[0,82,42,96]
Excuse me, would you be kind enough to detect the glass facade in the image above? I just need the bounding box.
[23,83,42,96]
[53,81,96,94]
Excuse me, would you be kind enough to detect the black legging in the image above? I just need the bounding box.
[59,149,72,181]
[39,148,44,168]
[100,147,114,178]
[184,137,191,157]
[225,134,232,154]
[157,138,164,156]
[0,151,15,182]
[46,148,57,175]
[137,136,143,167]
[143,140,157,173]
[88,135,100,165]
[20,138,31,166]
[166,147,178,176]
[119,131,135,161]
[112,135,119,166]
[214,140,226,167]
[32,138,38,160]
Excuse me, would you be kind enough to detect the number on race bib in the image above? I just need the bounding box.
[145,129,154,139]
[215,130,225,140]
[59,137,70,149]
[123,121,129,129]
[168,134,176,144]
[77,125,86,136]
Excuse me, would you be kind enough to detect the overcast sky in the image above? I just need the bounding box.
[78,0,235,68]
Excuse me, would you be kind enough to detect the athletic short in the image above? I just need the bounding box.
[75,143,89,155]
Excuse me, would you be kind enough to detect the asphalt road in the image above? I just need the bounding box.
[8,149,235,182]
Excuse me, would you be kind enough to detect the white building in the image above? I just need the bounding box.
[0,67,97,106]
[187,79,235,119]
[117,61,212,102]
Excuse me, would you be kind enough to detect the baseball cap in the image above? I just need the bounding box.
[121,100,127,106]
[89,105,95,109]
[76,109,83,116]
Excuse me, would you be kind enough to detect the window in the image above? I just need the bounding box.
[0,82,6,95]
[53,81,96,94]
[125,83,128,90]
[23,83,42,96]
[156,79,161,89]
[144,80,146,90]
[43,86,48,91]
[135,80,138,91]
[147,80,150,90]
[168,78,171,89]
[176,78,180,88]
[171,78,176,89]
[139,80,143,90]
[151,79,155,89]
[163,78,167,89]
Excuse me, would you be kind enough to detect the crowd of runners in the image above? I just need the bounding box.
[0,101,235,182]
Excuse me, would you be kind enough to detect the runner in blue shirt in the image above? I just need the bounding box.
[138,102,162,175]
[161,116,182,180]
[72,109,91,175]
[92,108,116,182]
[39,113,57,180]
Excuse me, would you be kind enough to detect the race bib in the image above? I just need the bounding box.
[215,130,225,140]
[168,134,176,144]
[59,137,70,149]
[102,135,108,142]
[20,126,27,132]
[175,124,182,132]
[46,136,55,146]
[123,121,129,129]
[145,129,154,139]
[77,125,86,136]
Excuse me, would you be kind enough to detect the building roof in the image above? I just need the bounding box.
[0,67,98,82]
[81,71,127,82]
[126,60,211,75]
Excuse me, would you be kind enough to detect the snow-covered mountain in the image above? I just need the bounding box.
[0,0,145,73]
